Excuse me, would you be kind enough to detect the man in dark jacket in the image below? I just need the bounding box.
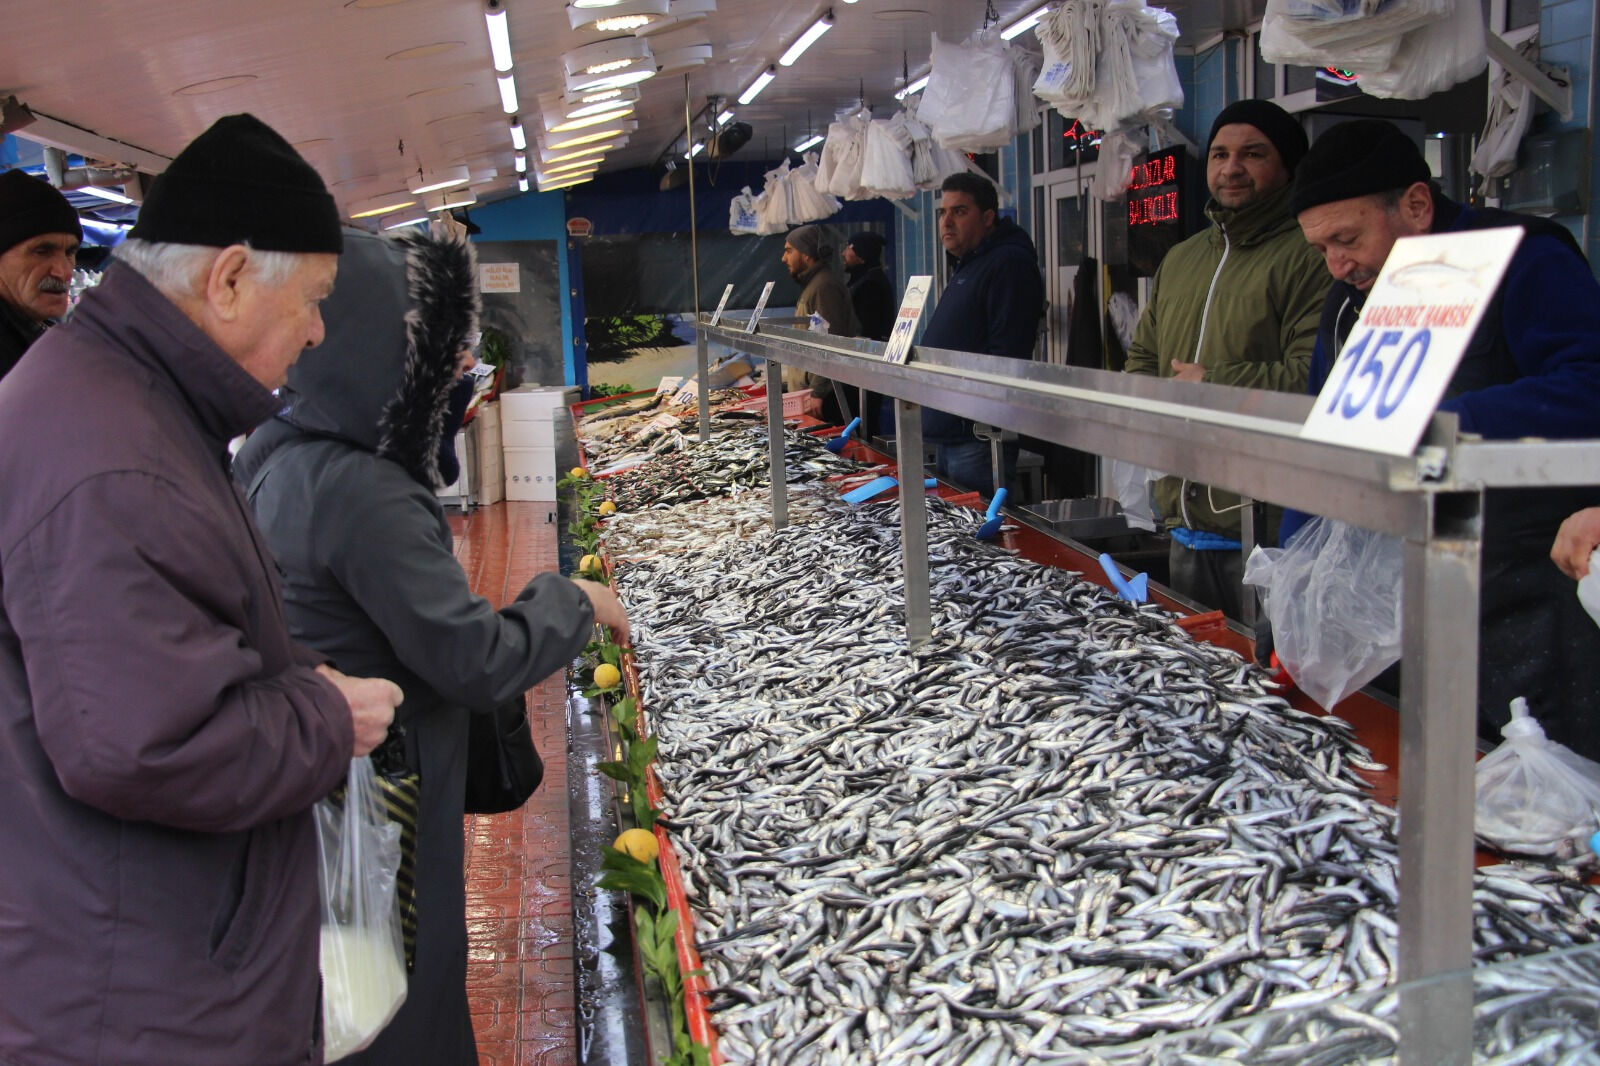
[0,114,402,1066]
[910,171,1045,494]
[0,168,81,378]
[235,226,629,1065]
[844,230,894,342]
[782,223,857,422]
[1285,118,1600,755]
[1124,100,1327,621]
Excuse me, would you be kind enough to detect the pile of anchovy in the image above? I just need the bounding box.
[598,450,1600,1064]
[576,391,763,468]
[601,426,862,511]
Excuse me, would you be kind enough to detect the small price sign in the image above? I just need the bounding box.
[1301,228,1523,456]
[883,275,933,365]
[745,281,775,335]
[708,284,734,327]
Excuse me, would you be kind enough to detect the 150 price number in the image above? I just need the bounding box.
[1323,327,1430,421]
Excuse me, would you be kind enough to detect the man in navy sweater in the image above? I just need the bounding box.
[1285,119,1600,757]
[888,172,1043,494]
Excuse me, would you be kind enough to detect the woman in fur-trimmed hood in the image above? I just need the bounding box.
[235,227,627,1065]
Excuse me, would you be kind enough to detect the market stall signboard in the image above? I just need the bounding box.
[1301,227,1524,456]
[883,275,933,365]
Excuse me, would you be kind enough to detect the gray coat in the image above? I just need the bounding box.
[234,229,595,1065]
[0,262,354,1066]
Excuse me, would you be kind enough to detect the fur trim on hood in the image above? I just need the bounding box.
[260,225,480,489]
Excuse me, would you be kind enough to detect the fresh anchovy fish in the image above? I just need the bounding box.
[601,425,863,511]
[578,392,772,467]
[597,443,1600,1065]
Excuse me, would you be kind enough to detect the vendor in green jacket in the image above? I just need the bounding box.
[1124,99,1329,620]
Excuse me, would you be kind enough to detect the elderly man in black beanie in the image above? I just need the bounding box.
[781,223,857,421]
[1125,99,1330,623]
[1283,118,1600,758]
[0,168,82,378]
[0,113,403,1066]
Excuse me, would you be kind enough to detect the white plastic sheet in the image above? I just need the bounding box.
[1243,517,1403,710]
[1476,698,1600,861]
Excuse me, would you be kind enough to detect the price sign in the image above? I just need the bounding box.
[670,377,700,407]
[882,275,933,365]
[745,281,775,335]
[708,284,734,327]
[655,375,683,396]
[1301,228,1523,456]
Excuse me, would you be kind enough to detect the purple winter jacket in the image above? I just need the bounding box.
[0,263,355,1065]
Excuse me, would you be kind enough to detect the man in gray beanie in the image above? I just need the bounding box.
[0,113,403,1066]
[1125,99,1329,628]
[781,223,857,421]
[0,168,81,378]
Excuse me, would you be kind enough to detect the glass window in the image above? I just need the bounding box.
[1057,196,1084,267]
[1033,186,1046,270]
[1048,109,1069,171]
[1253,36,1276,99]
[1032,122,1044,174]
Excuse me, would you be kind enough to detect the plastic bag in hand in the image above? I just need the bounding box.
[317,757,407,1061]
[1243,517,1402,710]
[1476,697,1600,861]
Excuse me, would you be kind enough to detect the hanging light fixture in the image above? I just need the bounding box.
[497,73,519,114]
[557,84,641,118]
[510,118,527,150]
[543,156,602,175]
[514,153,528,173]
[639,0,716,35]
[408,164,471,194]
[779,10,834,67]
[425,188,478,212]
[563,37,653,77]
[484,0,513,71]
[653,43,713,75]
[518,177,530,192]
[738,66,776,105]
[348,191,419,219]
[381,209,431,231]
[539,140,622,165]
[894,74,929,100]
[539,120,636,151]
[567,0,670,33]
[544,105,635,132]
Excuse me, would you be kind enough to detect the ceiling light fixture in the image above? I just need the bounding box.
[565,66,658,93]
[639,0,717,35]
[538,161,600,181]
[540,121,636,151]
[510,118,527,150]
[564,36,653,77]
[795,133,824,152]
[571,0,627,8]
[557,84,641,117]
[381,211,431,231]
[408,164,472,194]
[684,141,704,158]
[738,66,776,105]
[567,0,669,32]
[1001,3,1049,40]
[79,185,134,205]
[518,177,530,192]
[545,105,634,132]
[426,188,478,212]
[894,73,929,100]
[653,42,712,73]
[539,140,622,165]
[717,109,734,126]
[484,0,513,71]
[543,156,602,174]
[577,87,623,104]
[348,191,419,218]
[780,10,834,66]
[538,174,595,192]
[497,73,519,114]
[514,154,527,173]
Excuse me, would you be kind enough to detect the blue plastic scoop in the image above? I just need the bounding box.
[842,476,938,506]
[824,417,861,454]
[976,488,1008,540]
[1097,552,1149,604]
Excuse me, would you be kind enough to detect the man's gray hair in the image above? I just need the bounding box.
[115,239,307,300]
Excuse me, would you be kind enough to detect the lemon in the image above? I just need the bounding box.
[579,554,602,576]
[598,501,617,516]
[570,466,589,480]
[593,663,622,690]
[615,828,659,863]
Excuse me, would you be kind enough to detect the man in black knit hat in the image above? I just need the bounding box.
[0,113,403,1066]
[0,168,81,378]
[1283,118,1600,755]
[1125,99,1329,623]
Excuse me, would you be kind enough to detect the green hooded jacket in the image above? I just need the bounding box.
[1124,182,1329,539]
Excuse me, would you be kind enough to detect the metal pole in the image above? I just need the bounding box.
[895,397,931,646]
[696,326,710,441]
[685,75,706,441]
[767,362,788,530]
[1396,490,1480,1066]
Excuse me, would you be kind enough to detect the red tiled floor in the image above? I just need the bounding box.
[450,501,577,1066]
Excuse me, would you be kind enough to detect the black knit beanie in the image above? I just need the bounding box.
[0,169,82,254]
[1290,119,1433,217]
[1207,100,1309,175]
[130,113,342,253]
[847,231,885,267]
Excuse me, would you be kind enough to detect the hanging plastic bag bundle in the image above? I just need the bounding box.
[317,756,407,1061]
[1127,2,1184,112]
[1033,0,1103,113]
[859,115,917,201]
[1355,0,1485,99]
[754,160,791,235]
[918,32,1017,151]
[822,109,871,199]
[1472,40,1536,182]
[1259,0,1451,71]
[1242,516,1403,710]
[1476,698,1600,862]
[728,186,761,235]
[785,153,842,222]
[902,106,969,189]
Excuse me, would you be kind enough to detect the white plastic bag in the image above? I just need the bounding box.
[1243,517,1402,710]
[919,32,1017,151]
[821,110,870,199]
[1476,697,1600,861]
[317,757,407,1062]
[786,153,842,223]
[860,117,917,200]
[1108,459,1160,532]
[728,186,760,235]
[1472,44,1535,181]
[1259,0,1450,70]
[1129,4,1184,112]
[1356,0,1486,98]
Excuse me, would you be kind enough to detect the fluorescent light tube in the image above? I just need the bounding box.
[518,177,529,192]
[79,185,134,205]
[515,154,527,173]
[485,3,514,71]
[497,73,519,114]
[894,74,929,100]
[510,121,527,150]
[717,110,735,126]
[684,142,704,158]
[1001,4,1049,40]
[738,66,775,105]
[795,134,823,152]
[780,12,833,66]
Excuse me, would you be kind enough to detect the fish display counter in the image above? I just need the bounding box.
[568,402,1600,1064]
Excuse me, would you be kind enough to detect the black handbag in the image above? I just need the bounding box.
[463,696,544,814]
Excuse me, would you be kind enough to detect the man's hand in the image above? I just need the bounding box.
[573,578,631,647]
[1552,507,1600,580]
[316,665,403,757]
[1170,359,1206,383]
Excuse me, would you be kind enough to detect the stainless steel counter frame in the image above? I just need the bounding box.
[693,317,1600,1064]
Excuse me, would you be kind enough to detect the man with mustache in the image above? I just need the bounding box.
[1124,100,1329,621]
[0,168,82,379]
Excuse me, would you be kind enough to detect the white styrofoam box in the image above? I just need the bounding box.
[501,417,556,448]
[501,385,579,421]
[505,446,559,502]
